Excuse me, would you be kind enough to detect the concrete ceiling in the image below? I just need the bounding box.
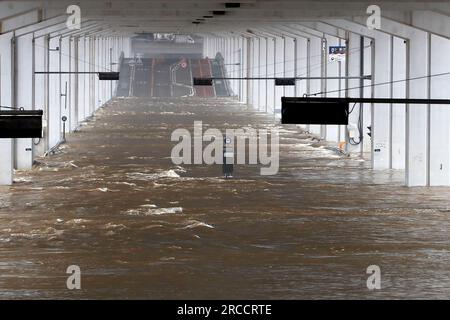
[2,0,450,35]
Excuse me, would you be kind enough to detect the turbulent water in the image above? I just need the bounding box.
[0,97,449,299]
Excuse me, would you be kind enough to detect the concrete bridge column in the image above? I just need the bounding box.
[251,37,259,109]
[60,36,70,135]
[94,37,100,111]
[323,35,344,143]
[429,34,450,185]
[284,36,295,100]
[274,36,284,117]
[48,36,62,149]
[259,37,268,112]
[240,36,248,104]
[77,36,85,122]
[70,36,79,131]
[308,36,323,136]
[34,34,47,155]
[266,37,275,114]
[391,37,407,169]
[0,32,14,185]
[14,33,34,169]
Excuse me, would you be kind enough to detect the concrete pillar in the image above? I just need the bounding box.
[69,36,78,131]
[84,37,91,118]
[323,35,342,143]
[274,36,284,116]
[309,36,322,135]
[232,37,240,98]
[0,32,14,185]
[48,36,61,149]
[429,34,450,185]
[240,36,248,104]
[251,37,259,109]
[405,30,430,186]
[266,37,275,114]
[295,37,308,97]
[14,33,34,169]
[95,37,100,110]
[77,36,85,122]
[284,36,295,98]
[60,36,70,137]
[346,33,364,155]
[371,33,392,170]
[362,38,373,155]
[259,37,268,112]
[34,34,46,155]
[391,37,407,169]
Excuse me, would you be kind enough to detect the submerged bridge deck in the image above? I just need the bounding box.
[0,97,449,299]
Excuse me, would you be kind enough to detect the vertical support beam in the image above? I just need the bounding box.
[240,36,248,103]
[60,36,70,134]
[71,36,79,131]
[284,36,295,100]
[0,32,14,185]
[295,37,308,96]
[259,37,267,112]
[34,34,46,155]
[14,33,34,169]
[323,35,341,143]
[371,33,392,170]
[266,37,275,113]
[274,36,284,117]
[309,36,322,135]
[391,37,407,169]
[48,36,61,149]
[251,37,259,109]
[84,36,91,118]
[405,30,429,186]
[77,36,85,122]
[245,37,252,106]
[428,34,450,185]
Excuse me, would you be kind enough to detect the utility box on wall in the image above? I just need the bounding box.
[0,110,43,138]
[281,97,349,125]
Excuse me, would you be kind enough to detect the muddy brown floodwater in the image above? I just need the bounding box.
[0,97,450,299]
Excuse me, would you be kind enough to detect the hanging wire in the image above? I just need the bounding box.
[33,38,119,73]
[223,43,372,78]
[308,70,450,97]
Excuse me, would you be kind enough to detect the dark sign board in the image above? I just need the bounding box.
[98,72,120,80]
[0,110,43,138]
[281,97,349,125]
[193,77,213,86]
[275,78,296,86]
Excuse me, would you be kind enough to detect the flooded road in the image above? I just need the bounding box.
[1,97,450,299]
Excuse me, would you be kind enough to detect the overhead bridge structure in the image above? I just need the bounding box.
[1,0,450,187]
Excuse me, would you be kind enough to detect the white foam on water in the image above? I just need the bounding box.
[181,221,215,230]
[13,177,32,183]
[103,223,128,230]
[66,219,91,225]
[127,169,181,181]
[124,207,183,216]
[140,204,158,208]
[111,182,137,187]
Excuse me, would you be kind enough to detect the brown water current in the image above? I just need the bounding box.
[0,97,450,299]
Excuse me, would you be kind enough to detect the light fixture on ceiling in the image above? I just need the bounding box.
[225,3,241,8]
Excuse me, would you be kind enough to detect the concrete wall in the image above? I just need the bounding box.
[0,12,131,185]
[203,13,450,187]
